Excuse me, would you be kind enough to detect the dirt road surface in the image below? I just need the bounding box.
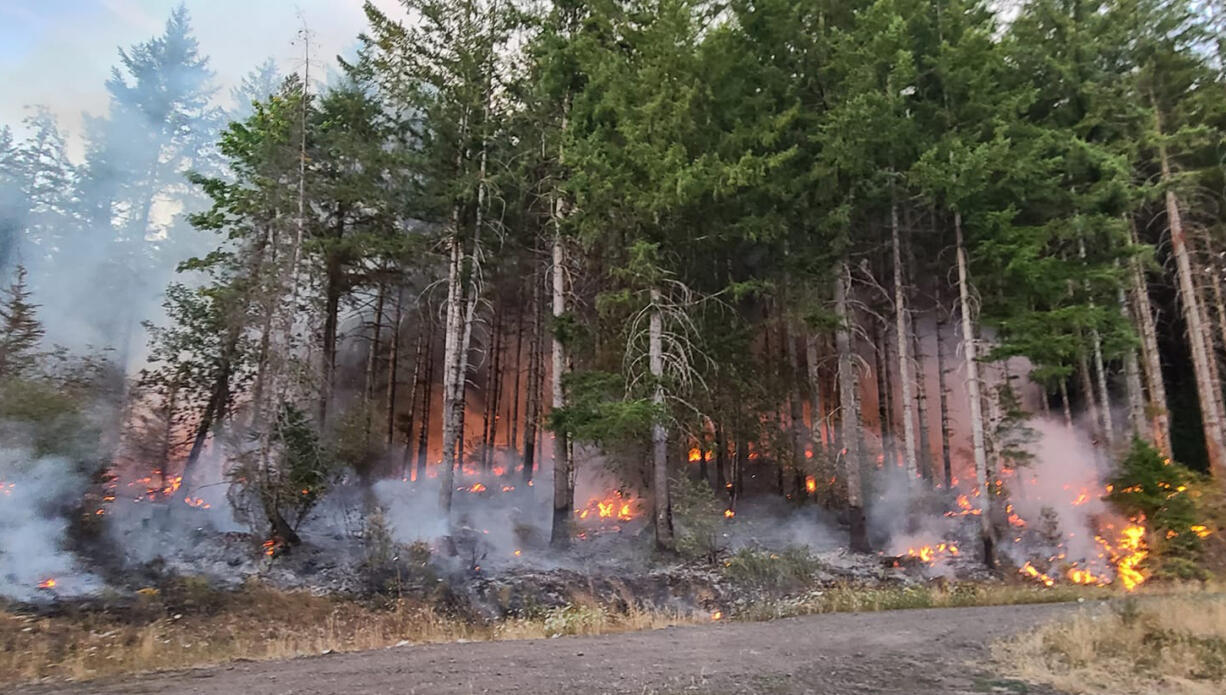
[17,602,1080,695]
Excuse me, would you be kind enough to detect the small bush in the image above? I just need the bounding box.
[721,546,824,591]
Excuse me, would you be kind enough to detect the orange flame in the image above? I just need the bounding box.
[724,509,735,518]
[38,578,56,589]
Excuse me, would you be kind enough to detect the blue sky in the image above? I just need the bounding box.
[0,0,401,159]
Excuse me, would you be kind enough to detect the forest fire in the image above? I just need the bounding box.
[1019,562,1055,587]
[905,543,960,565]
[575,491,639,524]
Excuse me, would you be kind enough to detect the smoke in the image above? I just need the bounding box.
[0,448,104,601]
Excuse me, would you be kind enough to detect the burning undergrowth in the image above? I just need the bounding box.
[3,412,1213,629]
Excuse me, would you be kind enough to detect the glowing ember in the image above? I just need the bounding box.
[724,509,735,518]
[710,611,722,621]
[1190,524,1212,539]
[184,496,211,509]
[688,448,702,462]
[38,578,56,589]
[804,476,816,494]
[262,539,277,557]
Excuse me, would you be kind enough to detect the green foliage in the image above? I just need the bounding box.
[228,404,342,536]
[550,370,661,447]
[671,474,724,562]
[0,266,44,379]
[1109,439,1209,576]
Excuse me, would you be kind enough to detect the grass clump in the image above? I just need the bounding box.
[720,546,825,591]
[995,593,1226,695]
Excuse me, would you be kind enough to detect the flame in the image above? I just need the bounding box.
[1019,562,1055,587]
[724,509,735,518]
[903,543,960,565]
[688,448,702,462]
[1190,524,1212,539]
[711,611,722,621]
[184,496,211,509]
[38,578,56,589]
[804,476,816,494]
[575,491,639,526]
[945,493,982,517]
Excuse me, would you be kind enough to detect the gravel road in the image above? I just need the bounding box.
[16,602,1081,695]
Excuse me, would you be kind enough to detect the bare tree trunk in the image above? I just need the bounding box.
[438,234,466,507]
[549,229,573,545]
[934,283,953,489]
[1118,282,1147,441]
[650,287,675,551]
[386,288,403,452]
[523,264,542,483]
[1155,104,1226,477]
[416,320,435,483]
[364,279,387,446]
[1129,218,1171,455]
[835,261,870,553]
[1078,237,1114,450]
[890,193,917,481]
[955,212,994,568]
[402,323,425,476]
[509,299,525,455]
[1060,378,1074,431]
[1080,355,1102,443]
[785,324,807,498]
[715,420,728,494]
[481,311,501,470]
[873,320,895,472]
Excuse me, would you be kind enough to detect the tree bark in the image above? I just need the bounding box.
[934,285,953,489]
[386,287,403,452]
[509,298,525,455]
[835,260,870,553]
[549,223,573,545]
[415,319,435,483]
[523,262,542,483]
[650,287,675,551]
[1155,103,1225,477]
[1129,218,1172,455]
[955,211,994,568]
[1118,282,1147,441]
[890,193,918,482]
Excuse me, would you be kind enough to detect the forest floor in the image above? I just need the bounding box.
[13,602,1077,695]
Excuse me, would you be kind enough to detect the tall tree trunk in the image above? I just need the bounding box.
[1060,378,1074,431]
[1118,282,1147,441]
[785,323,807,498]
[319,214,345,426]
[549,229,573,545]
[650,287,675,551]
[955,212,994,568]
[835,260,870,552]
[1155,103,1226,477]
[481,311,501,470]
[364,279,387,446]
[438,234,467,510]
[1079,355,1102,444]
[523,262,543,483]
[715,420,728,494]
[1078,238,1114,450]
[415,319,435,483]
[402,323,425,477]
[509,299,525,455]
[891,193,918,482]
[874,321,895,471]
[386,287,403,452]
[1129,218,1172,455]
[934,285,953,489]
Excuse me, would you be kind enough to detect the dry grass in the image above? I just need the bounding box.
[1,576,1213,688]
[994,590,1226,695]
[0,581,695,687]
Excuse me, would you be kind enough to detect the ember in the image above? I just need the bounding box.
[37,578,56,589]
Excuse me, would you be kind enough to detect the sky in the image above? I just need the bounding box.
[0,0,402,161]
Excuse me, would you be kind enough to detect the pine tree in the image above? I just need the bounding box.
[0,266,45,379]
